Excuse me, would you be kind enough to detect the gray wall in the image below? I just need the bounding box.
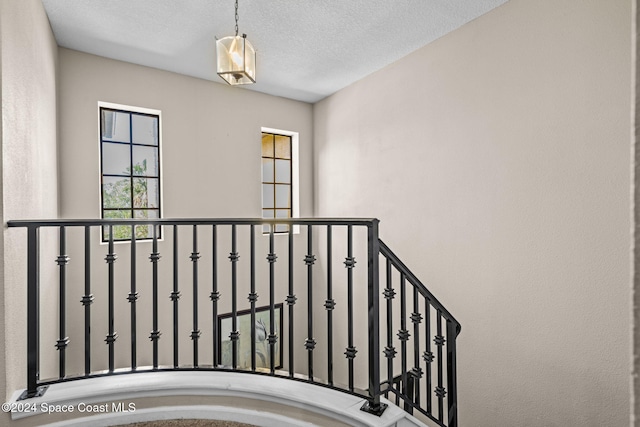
[314,0,631,425]
[0,0,59,412]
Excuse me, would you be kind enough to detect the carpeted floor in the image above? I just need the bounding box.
[119,420,256,427]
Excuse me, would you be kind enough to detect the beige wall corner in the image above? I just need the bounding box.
[0,0,59,407]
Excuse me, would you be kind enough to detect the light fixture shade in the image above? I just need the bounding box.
[216,35,256,85]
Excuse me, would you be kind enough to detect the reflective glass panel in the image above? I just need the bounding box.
[275,184,291,209]
[133,178,159,208]
[274,135,290,159]
[102,142,131,175]
[275,159,290,183]
[262,184,274,208]
[132,115,158,145]
[275,209,290,233]
[103,177,131,208]
[262,209,274,233]
[134,209,159,239]
[102,110,130,142]
[262,133,273,157]
[103,210,132,240]
[262,158,274,182]
[132,145,159,177]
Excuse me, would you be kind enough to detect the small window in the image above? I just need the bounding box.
[100,104,161,241]
[262,132,293,233]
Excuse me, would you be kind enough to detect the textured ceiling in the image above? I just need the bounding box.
[41,0,508,103]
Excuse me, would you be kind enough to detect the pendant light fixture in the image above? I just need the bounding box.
[216,0,256,85]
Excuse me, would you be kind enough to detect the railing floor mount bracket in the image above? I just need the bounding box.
[360,400,388,416]
[18,385,48,401]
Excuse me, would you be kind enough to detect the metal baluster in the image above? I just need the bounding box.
[286,226,296,378]
[383,257,396,398]
[304,225,316,381]
[399,273,408,410]
[446,319,459,427]
[210,225,220,366]
[249,224,257,372]
[435,310,445,423]
[171,225,180,368]
[411,286,423,409]
[344,225,357,391]
[191,225,201,367]
[82,226,93,377]
[268,224,277,375]
[56,226,70,379]
[229,224,239,369]
[128,225,138,370]
[150,224,161,369]
[424,298,433,416]
[325,225,335,386]
[105,225,118,373]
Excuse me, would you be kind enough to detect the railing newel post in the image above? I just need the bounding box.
[361,219,387,416]
[25,225,41,398]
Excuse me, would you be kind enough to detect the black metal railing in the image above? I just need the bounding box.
[379,239,461,426]
[7,218,460,425]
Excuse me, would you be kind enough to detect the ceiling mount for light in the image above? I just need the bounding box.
[216,0,256,85]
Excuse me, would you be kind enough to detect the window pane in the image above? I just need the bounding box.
[275,159,290,183]
[103,209,132,240]
[134,209,159,239]
[262,158,274,182]
[275,209,290,233]
[102,142,131,175]
[262,209,274,233]
[262,133,274,157]
[133,177,159,208]
[275,209,290,218]
[132,146,159,177]
[275,184,291,209]
[274,135,291,159]
[132,114,158,145]
[102,110,130,142]
[262,184,274,208]
[103,177,131,208]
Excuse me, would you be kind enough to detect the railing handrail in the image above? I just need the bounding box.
[378,239,461,337]
[7,217,378,228]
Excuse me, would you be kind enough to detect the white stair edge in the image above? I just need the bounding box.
[6,371,426,426]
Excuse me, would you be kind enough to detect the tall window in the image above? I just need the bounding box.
[262,132,292,233]
[100,104,161,241]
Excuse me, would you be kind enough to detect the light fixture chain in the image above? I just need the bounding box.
[234,0,239,36]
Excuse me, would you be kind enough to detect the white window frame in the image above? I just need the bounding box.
[261,127,299,234]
